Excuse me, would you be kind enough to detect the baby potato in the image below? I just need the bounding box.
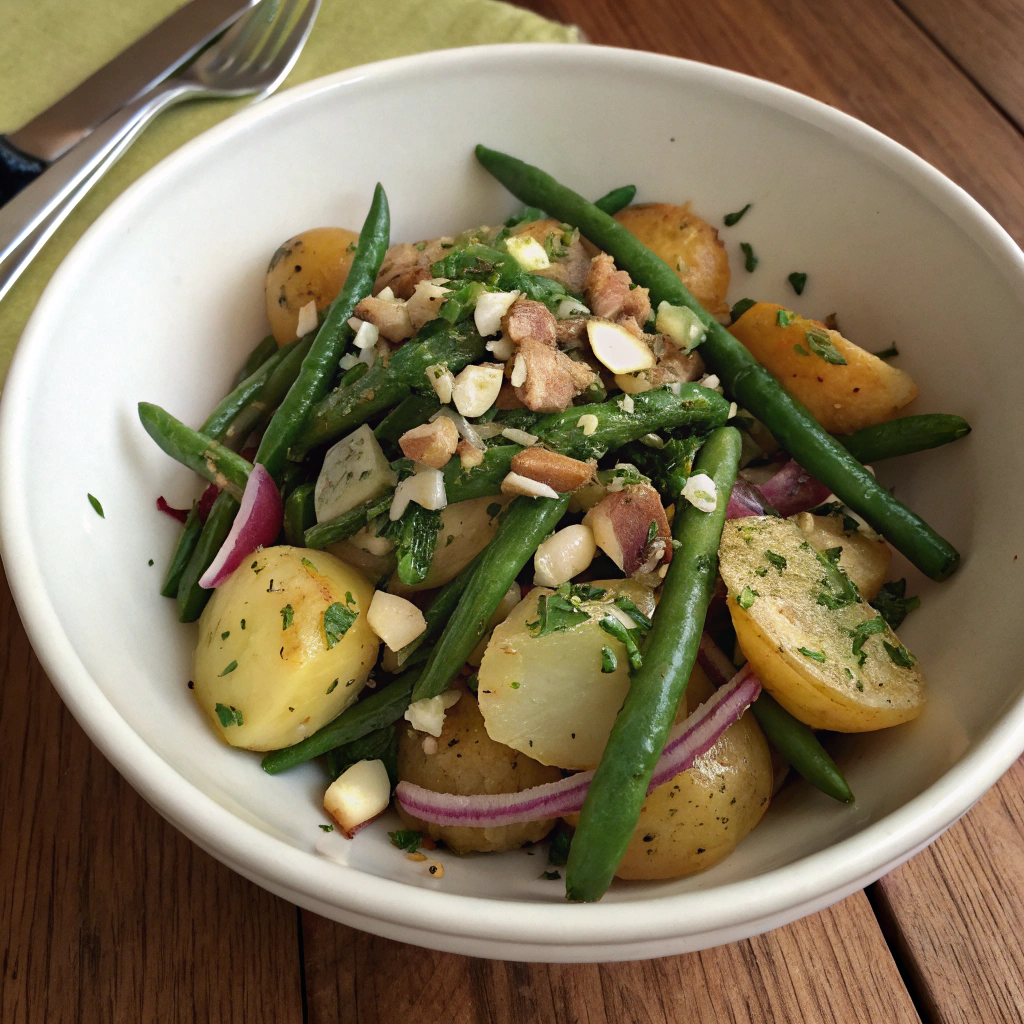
[265,227,359,345]
[790,511,891,602]
[613,203,731,318]
[477,580,657,770]
[729,302,918,434]
[396,683,561,853]
[594,667,773,880]
[192,546,379,750]
[390,495,510,594]
[719,517,925,732]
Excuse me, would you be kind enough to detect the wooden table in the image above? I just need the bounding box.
[3,0,1024,1019]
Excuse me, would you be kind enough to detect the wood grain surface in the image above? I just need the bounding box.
[4,0,1024,1021]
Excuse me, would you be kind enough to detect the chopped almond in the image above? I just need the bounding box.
[583,483,672,576]
[616,338,705,394]
[510,448,595,492]
[457,439,486,469]
[495,383,526,410]
[501,297,558,347]
[399,417,459,468]
[500,472,561,500]
[514,338,598,413]
[353,295,414,342]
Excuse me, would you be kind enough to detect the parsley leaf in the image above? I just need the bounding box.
[326,679,339,695]
[319,824,334,832]
[214,703,243,727]
[87,493,105,518]
[788,272,807,295]
[323,603,358,648]
[872,344,899,360]
[601,646,618,673]
[793,343,810,356]
[548,826,572,866]
[723,203,752,226]
[280,604,294,630]
[737,586,759,610]
[740,242,759,272]
[797,647,826,663]
[528,593,589,637]
[805,327,847,365]
[613,596,653,631]
[219,660,238,676]
[884,641,916,668]
[870,578,921,629]
[599,616,643,671]
[730,297,757,324]
[540,869,562,881]
[765,550,787,573]
[849,616,888,666]
[776,308,796,328]
[389,829,423,853]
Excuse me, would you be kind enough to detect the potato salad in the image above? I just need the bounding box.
[139,146,968,902]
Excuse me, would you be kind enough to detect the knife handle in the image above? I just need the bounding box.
[0,137,46,207]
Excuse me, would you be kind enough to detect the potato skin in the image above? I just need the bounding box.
[192,546,379,750]
[729,302,918,434]
[265,227,359,344]
[396,684,561,853]
[566,668,773,881]
[613,203,730,318]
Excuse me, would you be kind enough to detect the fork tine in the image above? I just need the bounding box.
[245,0,318,85]
[207,0,284,76]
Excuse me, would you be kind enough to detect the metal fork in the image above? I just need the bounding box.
[0,0,319,303]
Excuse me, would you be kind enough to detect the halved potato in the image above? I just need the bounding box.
[613,203,730,318]
[729,302,918,434]
[396,682,560,853]
[790,511,891,602]
[719,516,925,732]
[265,227,359,344]
[477,579,657,770]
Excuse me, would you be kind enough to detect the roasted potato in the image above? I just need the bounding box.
[606,667,772,880]
[477,580,658,770]
[613,203,731,318]
[265,227,359,345]
[719,517,925,731]
[729,302,918,434]
[396,683,561,853]
[790,511,891,602]
[193,546,379,750]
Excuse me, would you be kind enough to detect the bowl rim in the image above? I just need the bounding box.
[3,41,1024,952]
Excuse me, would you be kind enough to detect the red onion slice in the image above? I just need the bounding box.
[725,479,776,520]
[198,464,283,589]
[156,496,189,523]
[757,459,831,517]
[394,669,761,828]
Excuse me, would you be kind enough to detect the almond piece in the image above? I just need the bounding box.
[456,439,486,469]
[510,448,595,493]
[399,417,459,468]
[583,483,672,575]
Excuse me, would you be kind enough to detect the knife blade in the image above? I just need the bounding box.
[0,0,256,204]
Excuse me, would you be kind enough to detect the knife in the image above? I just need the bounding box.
[0,0,257,206]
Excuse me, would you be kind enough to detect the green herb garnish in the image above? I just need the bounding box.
[599,616,643,671]
[764,550,787,573]
[601,646,618,673]
[319,824,334,832]
[280,604,294,630]
[326,679,339,694]
[548,826,572,866]
[788,272,807,294]
[870,578,920,629]
[219,660,238,676]
[849,616,888,666]
[724,203,752,226]
[872,344,899,360]
[805,327,847,365]
[798,648,826,663]
[540,869,562,881]
[214,703,243,727]
[777,308,796,328]
[87,494,104,518]
[221,630,230,640]
[389,830,423,852]
[730,297,757,324]
[740,242,759,272]
[737,586,759,610]
[323,603,358,648]
[884,641,916,668]
[613,596,653,631]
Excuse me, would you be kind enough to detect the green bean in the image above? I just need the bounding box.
[836,414,971,464]
[593,184,636,215]
[176,491,239,622]
[291,320,486,458]
[411,494,571,702]
[201,340,294,443]
[255,184,391,480]
[303,492,395,550]
[220,334,315,451]
[138,403,251,498]
[474,145,960,582]
[750,692,854,803]
[160,501,203,598]
[235,334,278,386]
[283,482,316,547]
[565,426,741,902]
[261,670,419,774]
[374,393,441,449]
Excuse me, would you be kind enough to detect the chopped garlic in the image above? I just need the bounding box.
[352,319,379,350]
[296,300,318,339]
[486,335,515,361]
[555,296,590,319]
[425,363,454,404]
[501,472,561,500]
[366,591,426,651]
[586,319,656,374]
[348,317,364,332]
[452,363,504,417]
[699,373,722,391]
[377,285,396,301]
[577,413,599,436]
[505,234,550,272]
[323,759,391,837]
[510,353,527,387]
[422,736,438,755]
[405,690,462,737]
[728,402,738,419]
[618,394,635,414]
[390,465,447,520]
[681,473,719,513]
[474,289,520,337]
[338,352,360,371]
[501,427,538,447]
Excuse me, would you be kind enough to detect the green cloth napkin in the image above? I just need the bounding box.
[0,0,577,386]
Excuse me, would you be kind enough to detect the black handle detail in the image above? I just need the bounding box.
[0,136,46,207]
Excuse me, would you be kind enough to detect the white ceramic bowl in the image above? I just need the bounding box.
[2,43,1023,962]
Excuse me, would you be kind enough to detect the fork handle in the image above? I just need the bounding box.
[0,137,46,207]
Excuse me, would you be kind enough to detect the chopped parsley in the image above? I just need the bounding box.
[737,586,759,610]
[323,602,358,648]
[510,681,520,689]
[214,703,243,727]
[730,297,757,324]
[540,869,562,881]
[793,343,810,356]
[764,550,787,573]
[148,559,154,566]
[87,494,104,518]
[870,578,920,629]
[486,502,502,518]
[599,616,643,671]
[646,520,659,545]
[613,595,653,631]
[805,327,847,365]
[319,824,334,832]
[221,630,230,640]
[240,618,246,630]
[797,648,826,663]
[884,641,916,668]
[218,660,238,676]
[465,673,479,693]
[326,679,339,694]
[345,591,355,605]
[849,616,888,666]
[601,646,618,673]
[740,242,759,272]
[526,582,607,638]
[280,604,294,630]
[872,344,899,360]
[548,826,572,866]
[776,308,796,328]
[723,203,752,226]
[788,272,807,295]
[389,829,423,853]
